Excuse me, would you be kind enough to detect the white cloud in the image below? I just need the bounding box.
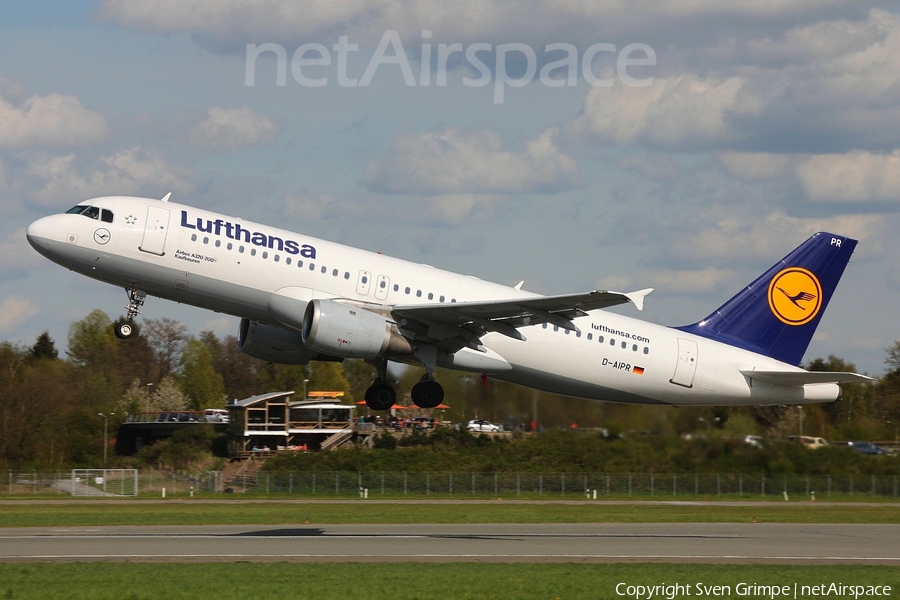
[186,107,277,151]
[567,75,758,149]
[0,296,39,333]
[717,151,792,181]
[97,0,849,47]
[0,92,108,150]
[796,150,900,202]
[670,212,882,263]
[362,127,579,195]
[28,148,193,206]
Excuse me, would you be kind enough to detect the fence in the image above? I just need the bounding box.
[3,470,899,499]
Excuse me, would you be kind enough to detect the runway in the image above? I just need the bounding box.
[1,523,898,563]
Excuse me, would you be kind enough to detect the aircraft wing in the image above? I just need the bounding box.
[391,288,652,350]
[740,370,875,386]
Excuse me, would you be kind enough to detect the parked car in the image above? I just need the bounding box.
[466,419,500,433]
[847,441,885,455]
[204,408,230,423]
[788,435,828,449]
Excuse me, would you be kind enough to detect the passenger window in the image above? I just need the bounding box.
[101,209,114,223]
[576,331,581,338]
[203,237,209,244]
[309,263,315,270]
[632,344,637,352]
[598,336,604,343]
[405,287,411,294]
[394,284,399,291]
[286,257,291,265]
[333,269,338,276]
[227,242,233,250]
[553,326,559,332]
[610,338,615,346]
[644,347,649,355]
[321,266,327,273]
[439,295,445,302]
[262,251,268,259]
[587,333,592,340]
[416,290,422,298]
[215,240,221,247]
[191,234,197,242]
[239,246,244,253]
[297,260,303,268]
[250,248,256,256]
[274,255,280,262]
[362,275,368,283]
[380,280,387,288]
[542,323,547,329]
[346,272,351,280]
[621,341,627,349]
[428,292,433,300]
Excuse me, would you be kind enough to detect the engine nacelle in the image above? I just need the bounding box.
[302,299,408,358]
[238,318,321,365]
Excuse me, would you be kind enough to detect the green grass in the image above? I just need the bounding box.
[0,563,898,600]
[0,500,898,527]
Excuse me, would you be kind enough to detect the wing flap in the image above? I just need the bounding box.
[740,370,874,386]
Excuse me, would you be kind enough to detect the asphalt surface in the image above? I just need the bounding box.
[1,522,898,563]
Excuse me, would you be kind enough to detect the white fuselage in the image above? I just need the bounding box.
[26,196,839,406]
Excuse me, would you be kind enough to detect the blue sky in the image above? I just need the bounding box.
[1,1,899,375]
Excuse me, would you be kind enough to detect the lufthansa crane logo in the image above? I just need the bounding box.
[767,267,822,326]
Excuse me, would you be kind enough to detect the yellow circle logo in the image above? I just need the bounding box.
[768,267,822,326]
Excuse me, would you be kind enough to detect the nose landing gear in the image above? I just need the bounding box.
[114,287,146,340]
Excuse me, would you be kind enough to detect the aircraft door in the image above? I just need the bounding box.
[375,275,390,300]
[669,338,698,388]
[356,270,372,295]
[139,205,170,256]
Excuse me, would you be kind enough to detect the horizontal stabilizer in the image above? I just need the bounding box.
[740,370,874,387]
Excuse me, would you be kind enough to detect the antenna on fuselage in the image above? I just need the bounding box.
[161,192,172,202]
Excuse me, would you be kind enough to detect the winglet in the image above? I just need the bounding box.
[161,192,172,203]
[514,281,525,290]
[624,288,653,311]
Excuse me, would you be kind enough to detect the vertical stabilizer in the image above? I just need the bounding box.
[676,232,857,366]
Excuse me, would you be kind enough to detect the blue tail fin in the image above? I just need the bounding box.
[676,232,857,366]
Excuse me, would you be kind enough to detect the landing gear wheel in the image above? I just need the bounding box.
[365,383,396,411]
[411,380,444,409]
[114,321,134,339]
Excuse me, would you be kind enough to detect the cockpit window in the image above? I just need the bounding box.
[66,205,110,221]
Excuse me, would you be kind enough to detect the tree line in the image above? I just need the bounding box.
[0,308,898,470]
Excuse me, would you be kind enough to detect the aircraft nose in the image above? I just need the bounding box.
[26,215,57,248]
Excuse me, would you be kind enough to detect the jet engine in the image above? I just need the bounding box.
[301,299,411,358]
[237,318,322,365]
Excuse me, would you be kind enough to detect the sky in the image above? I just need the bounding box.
[0,1,898,375]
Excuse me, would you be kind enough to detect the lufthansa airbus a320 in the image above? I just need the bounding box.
[27,194,871,410]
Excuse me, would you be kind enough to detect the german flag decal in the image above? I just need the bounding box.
[633,366,645,375]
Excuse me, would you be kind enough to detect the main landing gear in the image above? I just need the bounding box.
[114,287,146,340]
[363,351,446,411]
